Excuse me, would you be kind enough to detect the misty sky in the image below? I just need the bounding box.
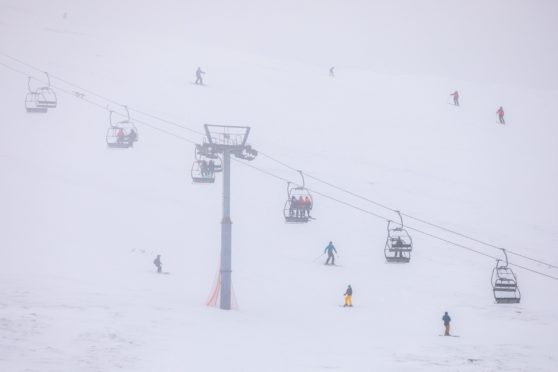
[3,0,558,89]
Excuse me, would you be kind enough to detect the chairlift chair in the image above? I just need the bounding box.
[110,106,138,142]
[28,73,57,109]
[191,160,216,183]
[25,92,48,113]
[106,126,134,148]
[283,171,313,223]
[194,144,222,173]
[384,211,413,263]
[491,250,521,304]
[234,145,258,161]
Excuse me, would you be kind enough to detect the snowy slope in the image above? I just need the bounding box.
[1,1,558,372]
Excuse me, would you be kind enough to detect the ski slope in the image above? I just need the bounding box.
[1,1,558,371]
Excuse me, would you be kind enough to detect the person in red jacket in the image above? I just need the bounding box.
[450,91,459,106]
[497,106,505,124]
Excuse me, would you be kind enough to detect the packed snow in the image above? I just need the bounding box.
[1,1,557,371]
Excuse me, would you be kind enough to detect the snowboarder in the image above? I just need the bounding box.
[344,285,353,307]
[195,67,205,85]
[154,255,162,273]
[329,66,335,78]
[496,106,505,124]
[324,241,337,265]
[450,90,459,106]
[442,311,451,336]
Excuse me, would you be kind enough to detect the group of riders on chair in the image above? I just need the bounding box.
[289,195,313,219]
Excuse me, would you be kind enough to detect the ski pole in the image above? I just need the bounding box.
[313,253,325,262]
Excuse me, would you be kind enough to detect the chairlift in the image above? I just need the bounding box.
[195,144,222,172]
[234,145,258,161]
[106,126,134,148]
[106,107,137,148]
[491,249,521,304]
[191,160,216,183]
[384,211,412,263]
[110,106,138,142]
[34,73,57,108]
[25,91,48,113]
[283,171,313,223]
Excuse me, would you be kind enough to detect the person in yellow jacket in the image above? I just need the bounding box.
[343,285,353,307]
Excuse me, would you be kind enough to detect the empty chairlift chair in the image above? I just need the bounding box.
[283,171,313,223]
[491,249,521,304]
[35,73,57,109]
[106,106,138,149]
[384,211,413,263]
[25,73,57,113]
[25,91,48,113]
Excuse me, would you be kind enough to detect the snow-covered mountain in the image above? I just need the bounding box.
[1,1,557,371]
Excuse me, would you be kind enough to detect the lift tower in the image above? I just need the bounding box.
[202,124,257,310]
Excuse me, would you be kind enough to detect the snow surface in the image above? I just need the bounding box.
[1,1,558,371]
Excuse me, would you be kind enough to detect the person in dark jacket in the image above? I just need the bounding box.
[324,241,337,265]
[329,66,335,78]
[442,312,451,336]
[128,128,138,142]
[154,255,162,273]
[195,67,205,85]
[289,195,297,217]
[208,160,215,176]
[344,285,353,307]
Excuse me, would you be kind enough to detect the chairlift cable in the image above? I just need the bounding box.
[257,150,558,270]
[2,58,557,281]
[0,52,205,136]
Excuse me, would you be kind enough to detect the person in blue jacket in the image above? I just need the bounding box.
[324,241,337,265]
[442,312,451,336]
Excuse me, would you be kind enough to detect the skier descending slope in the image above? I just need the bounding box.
[154,255,162,273]
[329,66,335,77]
[195,67,205,85]
[324,241,338,265]
[496,106,505,124]
[442,312,451,336]
[343,285,353,307]
[450,90,459,106]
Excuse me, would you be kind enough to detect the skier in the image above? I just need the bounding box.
[208,160,215,176]
[442,311,451,336]
[324,241,338,265]
[116,127,125,145]
[329,66,335,78]
[200,160,209,177]
[195,67,205,85]
[289,195,297,217]
[128,128,137,143]
[344,285,353,307]
[450,90,459,106]
[298,196,305,218]
[303,196,312,218]
[154,255,162,274]
[496,106,505,124]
